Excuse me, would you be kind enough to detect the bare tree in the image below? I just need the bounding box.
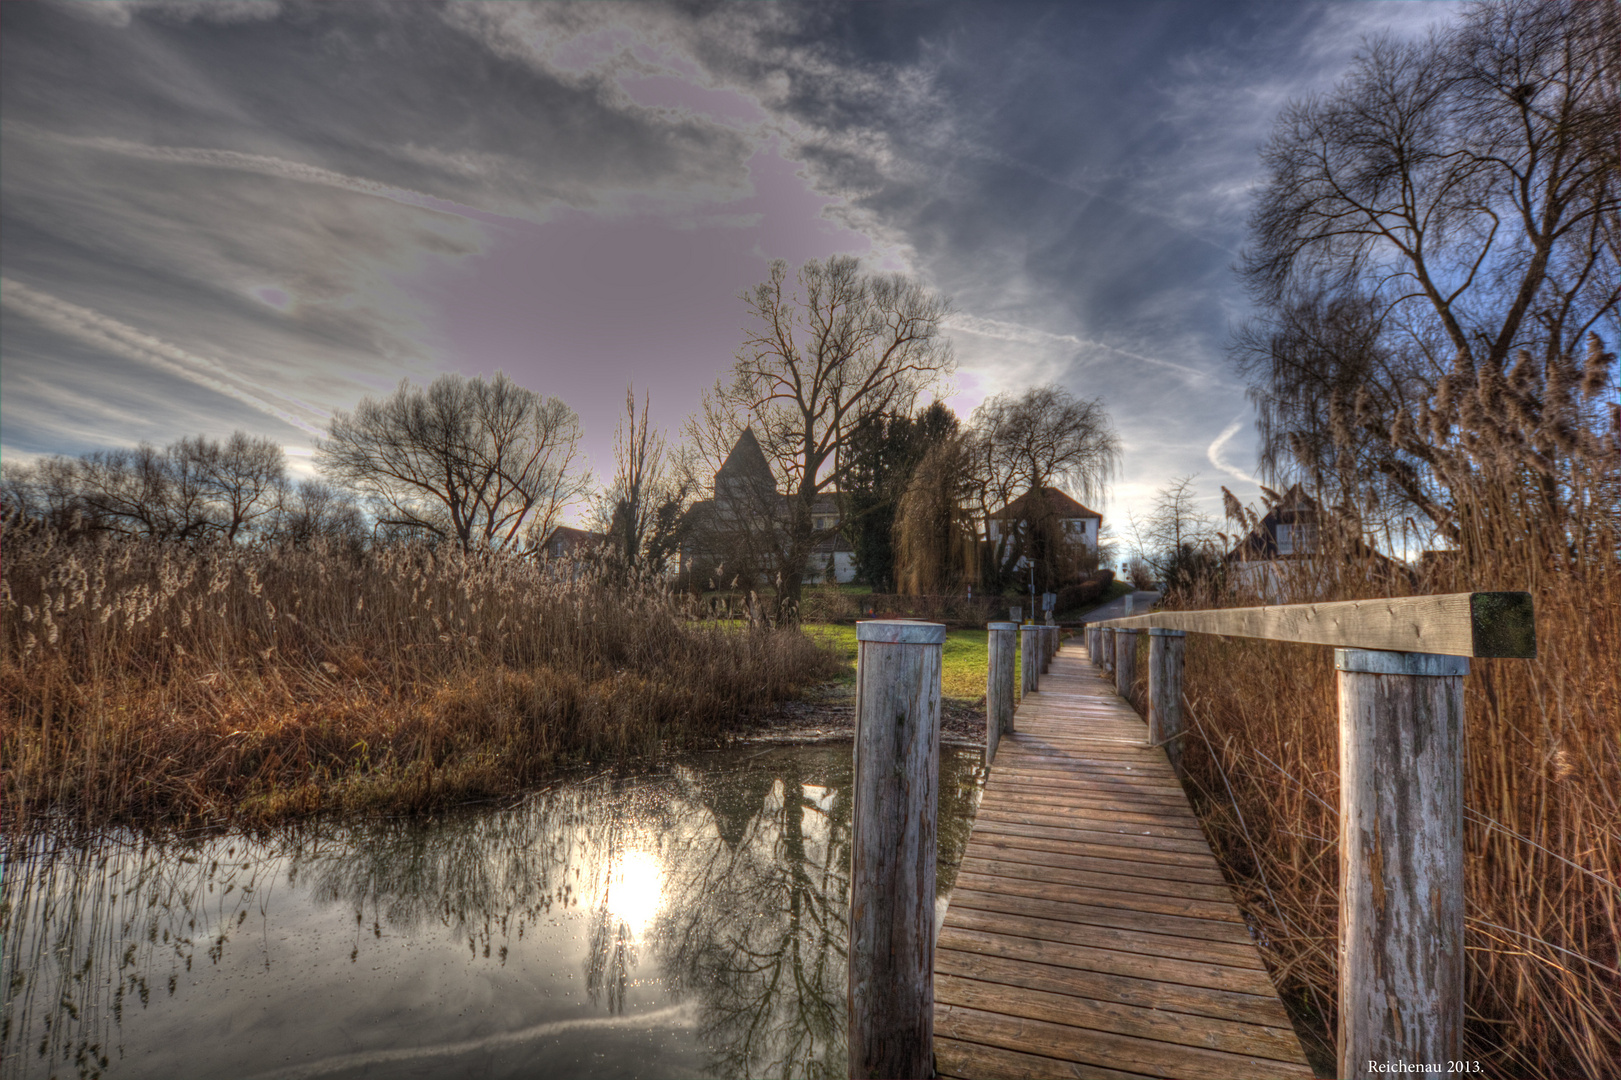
[711,256,954,619]
[969,385,1121,588]
[1127,475,1221,594]
[971,386,1121,508]
[1239,0,1620,535]
[598,388,691,582]
[183,432,286,542]
[316,373,587,553]
[265,478,368,552]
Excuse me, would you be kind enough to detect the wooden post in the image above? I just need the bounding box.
[1147,629,1186,775]
[1100,627,1114,674]
[1020,624,1039,697]
[986,621,1016,760]
[1336,648,1467,1080]
[1113,627,1138,708]
[849,620,945,1080]
[1039,625,1053,674]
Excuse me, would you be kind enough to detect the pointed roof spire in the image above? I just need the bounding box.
[718,427,774,486]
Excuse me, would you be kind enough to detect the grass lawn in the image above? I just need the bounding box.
[805,623,1024,701]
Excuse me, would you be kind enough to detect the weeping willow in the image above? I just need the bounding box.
[893,439,979,595]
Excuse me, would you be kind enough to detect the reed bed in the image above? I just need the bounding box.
[0,526,841,828]
[1165,388,1620,1073]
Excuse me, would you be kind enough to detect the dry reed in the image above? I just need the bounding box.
[0,528,841,828]
[1169,340,1620,1075]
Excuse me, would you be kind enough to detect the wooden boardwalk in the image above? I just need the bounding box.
[933,640,1316,1080]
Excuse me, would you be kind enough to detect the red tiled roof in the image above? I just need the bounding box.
[990,487,1101,521]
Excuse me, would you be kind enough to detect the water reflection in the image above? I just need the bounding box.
[2,743,985,1080]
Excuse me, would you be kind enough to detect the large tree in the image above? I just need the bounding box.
[712,256,954,619]
[840,402,959,591]
[969,385,1120,589]
[316,373,586,553]
[1237,0,1620,539]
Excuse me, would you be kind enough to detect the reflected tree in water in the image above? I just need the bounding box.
[2,747,985,1080]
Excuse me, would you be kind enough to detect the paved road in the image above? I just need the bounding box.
[1076,590,1161,624]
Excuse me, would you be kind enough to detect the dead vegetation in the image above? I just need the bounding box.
[0,530,841,828]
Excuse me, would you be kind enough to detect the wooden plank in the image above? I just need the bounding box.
[938,923,1280,996]
[972,812,1213,851]
[935,972,1306,1061]
[955,857,1239,909]
[936,1005,1315,1080]
[968,820,1227,868]
[935,947,1294,1027]
[951,872,1244,930]
[973,803,1208,838]
[965,838,1231,888]
[1093,590,1535,657]
[945,887,1257,947]
[934,1037,1151,1080]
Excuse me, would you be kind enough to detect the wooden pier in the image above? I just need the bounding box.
[932,638,1316,1080]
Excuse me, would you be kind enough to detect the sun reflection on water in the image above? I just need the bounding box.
[604,847,662,937]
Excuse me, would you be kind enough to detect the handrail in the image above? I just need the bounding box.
[1087,589,1537,1078]
[1092,590,1535,657]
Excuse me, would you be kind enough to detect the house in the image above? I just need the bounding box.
[538,524,606,559]
[678,428,857,585]
[986,487,1102,568]
[1224,485,1321,566]
[1224,485,1406,599]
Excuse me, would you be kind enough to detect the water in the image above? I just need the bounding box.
[1,742,986,1080]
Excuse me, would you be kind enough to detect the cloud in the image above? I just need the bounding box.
[1,277,325,436]
[17,124,463,213]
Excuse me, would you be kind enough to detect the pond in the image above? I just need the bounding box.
[2,742,987,1080]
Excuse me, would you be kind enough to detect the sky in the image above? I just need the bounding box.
[0,0,1459,538]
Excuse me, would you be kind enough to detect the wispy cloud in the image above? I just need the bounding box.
[1,277,326,436]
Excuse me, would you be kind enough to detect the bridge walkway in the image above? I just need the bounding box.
[933,640,1315,1080]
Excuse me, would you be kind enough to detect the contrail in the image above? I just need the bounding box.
[1,277,326,436]
[1206,414,1255,485]
[947,313,1209,383]
[6,121,453,212]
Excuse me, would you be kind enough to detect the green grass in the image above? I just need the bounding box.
[805,623,1024,701]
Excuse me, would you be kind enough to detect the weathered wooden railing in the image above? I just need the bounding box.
[1090,592,1536,1080]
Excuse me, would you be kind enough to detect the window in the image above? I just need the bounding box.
[1276,522,1316,555]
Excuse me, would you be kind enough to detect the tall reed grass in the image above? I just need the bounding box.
[0,526,841,827]
[1168,341,1620,1075]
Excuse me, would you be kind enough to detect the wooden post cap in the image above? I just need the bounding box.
[1147,627,1186,637]
[986,621,1018,631]
[856,620,947,644]
[1335,649,1469,677]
